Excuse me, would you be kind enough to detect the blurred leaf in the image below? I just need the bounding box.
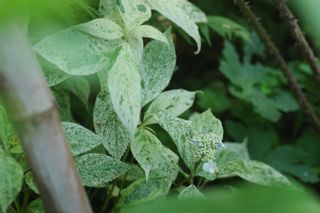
[27,199,44,213]
[220,41,298,121]
[124,186,320,213]
[207,16,250,42]
[0,153,23,213]
[25,171,39,194]
[178,185,203,199]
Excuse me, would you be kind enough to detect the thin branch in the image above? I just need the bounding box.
[273,0,320,82]
[0,21,92,213]
[235,0,320,133]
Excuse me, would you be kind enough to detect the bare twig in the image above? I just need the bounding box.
[273,0,320,82]
[0,21,92,213]
[235,0,320,133]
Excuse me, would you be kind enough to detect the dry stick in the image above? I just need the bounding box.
[273,0,320,82]
[235,0,320,133]
[0,22,92,213]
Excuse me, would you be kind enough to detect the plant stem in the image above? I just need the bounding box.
[235,0,320,133]
[272,0,320,82]
[0,21,92,213]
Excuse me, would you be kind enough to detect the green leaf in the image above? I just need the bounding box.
[178,185,203,199]
[62,122,102,156]
[131,128,179,180]
[0,105,16,151]
[156,112,195,170]
[220,41,298,121]
[76,153,131,187]
[75,18,123,40]
[140,29,176,106]
[123,186,320,213]
[265,145,319,183]
[118,178,171,207]
[207,16,250,42]
[25,171,39,194]
[108,43,141,136]
[147,0,202,53]
[34,28,122,76]
[27,199,44,213]
[93,92,132,159]
[62,77,91,109]
[144,89,197,125]
[0,153,23,212]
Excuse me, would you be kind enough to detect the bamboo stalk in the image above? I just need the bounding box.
[0,21,92,213]
[273,0,320,82]
[235,0,320,133]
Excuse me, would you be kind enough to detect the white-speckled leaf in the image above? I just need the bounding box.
[76,153,131,187]
[52,88,72,121]
[117,178,171,207]
[62,122,102,156]
[75,18,123,40]
[0,154,23,213]
[120,0,151,30]
[0,105,16,151]
[156,112,195,170]
[26,199,44,213]
[131,128,179,180]
[133,25,168,44]
[178,185,204,199]
[33,28,122,76]
[99,0,117,16]
[147,0,201,53]
[140,29,176,106]
[174,0,207,23]
[25,171,39,194]
[190,110,223,141]
[93,92,132,159]
[218,160,291,186]
[144,89,196,125]
[128,34,144,63]
[108,43,141,136]
[37,56,70,87]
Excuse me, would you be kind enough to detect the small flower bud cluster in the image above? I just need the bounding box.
[190,133,224,162]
